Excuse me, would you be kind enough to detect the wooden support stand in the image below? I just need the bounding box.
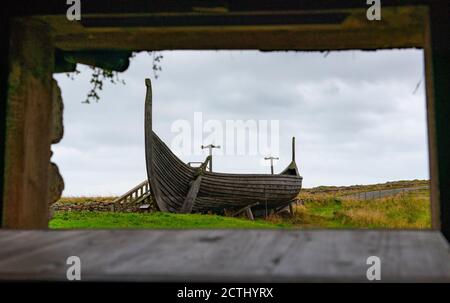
[289,203,294,215]
[245,208,255,221]
[180,176,202,214]
[231,202,259,220]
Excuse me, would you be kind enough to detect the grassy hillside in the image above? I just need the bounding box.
[302,179,429,196]
[276,188,431,228]
[50,189,430,229]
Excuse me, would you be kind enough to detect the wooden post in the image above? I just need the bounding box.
[201,144,220,172]
[426,1,450,240]
[231,202,259,217]
[289,203,294,215]
[292,137,296,162]
[0,12,9,227]
[245,208,254,221]
[180,176,202,214]
[264,156,279,175]
[2,19,56,228]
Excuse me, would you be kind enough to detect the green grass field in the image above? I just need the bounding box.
[283,188,431,228]
[49,211,292,229]
[51,180,431,229]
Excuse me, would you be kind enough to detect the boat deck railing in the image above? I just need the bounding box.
[113,180,151,210]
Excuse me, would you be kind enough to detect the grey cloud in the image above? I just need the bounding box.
[53,49,428,196]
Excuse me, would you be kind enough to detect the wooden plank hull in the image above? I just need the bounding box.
[144,78,302,215]
[150,133,302,213]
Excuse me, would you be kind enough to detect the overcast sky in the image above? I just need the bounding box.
[53,49,428,196]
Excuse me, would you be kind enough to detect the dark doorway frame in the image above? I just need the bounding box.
[0,0,449,282]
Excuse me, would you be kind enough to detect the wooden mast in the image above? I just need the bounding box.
[292,137,296,162]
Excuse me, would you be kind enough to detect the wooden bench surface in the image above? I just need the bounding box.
[0,230,449,282]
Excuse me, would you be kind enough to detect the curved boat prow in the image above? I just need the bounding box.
[281,137,300,176]
[144,78,168,212]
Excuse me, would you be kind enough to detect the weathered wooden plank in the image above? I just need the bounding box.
[0,230,449,282]
[3,1,433,16]
[114,180,149,204]
[245,208,254,221]
[425,1,450,240]
[45,6,426,52]
[231,202,259,217]
[289,203,294,215]
[180,176,202,214]
[2,18,55,228]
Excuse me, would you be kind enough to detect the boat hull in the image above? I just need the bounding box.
[144,78,302,215]
[150,132,302,214]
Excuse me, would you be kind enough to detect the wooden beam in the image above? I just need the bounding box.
[33,6,427,52]
[245,207,255,221]
[180,176,202,214]
[0,230,449,282]
[0,0,433,17]
[53,27,425,52]
[289,203,294,215]
[426,1,450,240]
[0,8,10,227]
[231,202,259,217]
[2,18,55,228]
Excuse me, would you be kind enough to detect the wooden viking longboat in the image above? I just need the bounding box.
[144,79,303,216]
